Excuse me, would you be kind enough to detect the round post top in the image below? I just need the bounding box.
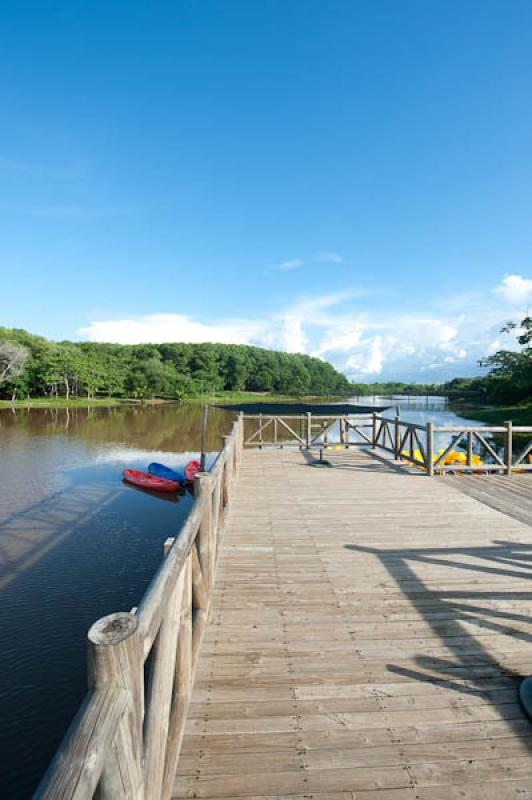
[88,612,138,646]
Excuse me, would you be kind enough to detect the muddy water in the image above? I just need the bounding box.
[0,404,233,799]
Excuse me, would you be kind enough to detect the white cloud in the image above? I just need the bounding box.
[314,251,344,264]
[272,259,303,271]
[79,313,263,346]
[78,274,527,382]
[494,274,532,306]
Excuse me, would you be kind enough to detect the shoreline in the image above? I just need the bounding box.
[456,402,532,427]
[0,391,348,410]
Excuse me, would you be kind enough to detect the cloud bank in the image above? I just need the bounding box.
[79,274,531,382]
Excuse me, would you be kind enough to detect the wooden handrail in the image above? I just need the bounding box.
[34,689,128,799]
[242,412,532,475]
[34,414,244,800]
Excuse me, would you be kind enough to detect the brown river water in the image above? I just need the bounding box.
[0,403,234,799]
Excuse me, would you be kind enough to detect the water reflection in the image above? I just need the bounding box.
[0,403,234,799]
[0,403,234,453]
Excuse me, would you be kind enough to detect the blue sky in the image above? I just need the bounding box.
[1,0,532,381]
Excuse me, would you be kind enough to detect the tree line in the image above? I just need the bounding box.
[0,327,352,400]
[1,317,529,405]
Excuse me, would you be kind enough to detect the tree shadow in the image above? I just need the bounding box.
[345,539,532,744]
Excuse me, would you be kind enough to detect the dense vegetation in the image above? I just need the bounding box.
[1,316,530,407]
[0,327,351,401]
[440,316,532,405]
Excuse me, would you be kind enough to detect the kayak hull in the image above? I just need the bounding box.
[184,459,201,483]
[148,462,184,485]
[123,469,180,493]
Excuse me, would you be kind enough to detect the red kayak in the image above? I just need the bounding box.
[184,459,201,483]
[123,469,180,493]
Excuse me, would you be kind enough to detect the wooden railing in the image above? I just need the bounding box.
[243,413,375,449]
[34,415,244,800]
[370,414,532,476]
[243,412,532,476]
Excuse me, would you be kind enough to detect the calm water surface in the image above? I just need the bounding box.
[0,398,482,797]
[0,404,233,799]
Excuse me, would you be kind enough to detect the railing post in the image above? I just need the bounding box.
[143,540,184,800]
[372,412,378,449]
[87,613,144,800]
[505,420,513,476]
[161,554,192,800]
[238,411,245,462]
[194,472,214,589]
[394,409,401,459]
[426,421,434,477]
[306,412,312,449]
[467,431,473,470]
[259,413,263,449]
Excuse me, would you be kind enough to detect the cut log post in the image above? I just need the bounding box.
[161,555,192,800]
[143,540,185,800]
[222,435,232,502]
[87,613,144,800]
[194,472,214,590]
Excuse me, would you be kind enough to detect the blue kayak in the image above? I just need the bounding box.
[148,462,185,485]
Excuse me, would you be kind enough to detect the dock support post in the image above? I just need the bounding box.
[427,421,434,477]
[505,420,513,476]
[87,613,143,800]
[306,412,312,449]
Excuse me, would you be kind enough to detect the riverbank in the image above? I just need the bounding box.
[460,403,532,426]
[0,397,125,409]
[0,391,347,410]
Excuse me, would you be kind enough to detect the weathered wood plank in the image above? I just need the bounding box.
[173,447,532,798]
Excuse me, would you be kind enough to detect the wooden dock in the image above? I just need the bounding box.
[34,414,532,800]
[175,448,532,799]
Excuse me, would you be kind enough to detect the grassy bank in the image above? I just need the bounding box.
[0,397,124,409]
[189,390,347,404]
[462,403,532,426]
[0,390,347,410]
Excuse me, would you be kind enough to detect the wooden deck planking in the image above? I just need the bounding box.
[174,448,532,800]
[446,473,532,529]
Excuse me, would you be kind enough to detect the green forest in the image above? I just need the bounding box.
[0,327,351,401]
[0,316,530,406]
